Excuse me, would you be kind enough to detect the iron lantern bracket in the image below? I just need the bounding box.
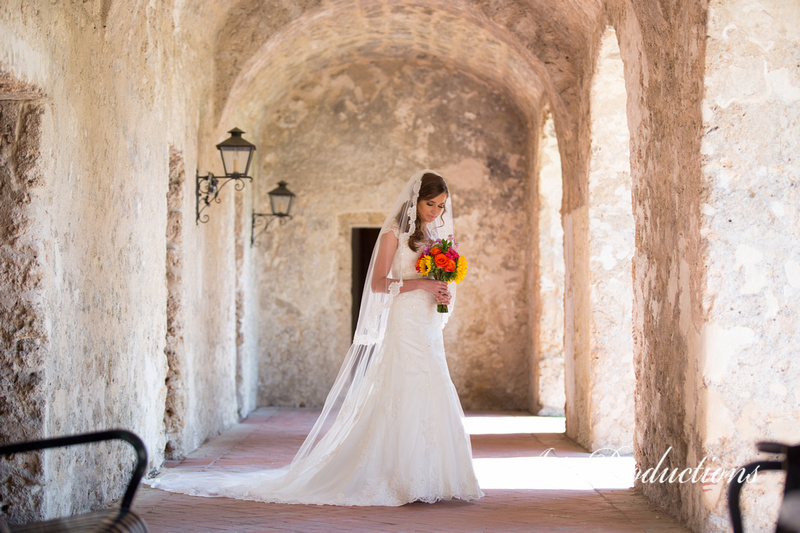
[251,212,292,246]
[196,170,253,224]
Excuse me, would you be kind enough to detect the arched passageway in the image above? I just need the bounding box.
[1,1,799,531]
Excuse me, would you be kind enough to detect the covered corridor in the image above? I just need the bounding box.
[1,1,798,531]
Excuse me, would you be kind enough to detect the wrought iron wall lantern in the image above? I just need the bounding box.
[196,127,256,224]
[251,181,296,246]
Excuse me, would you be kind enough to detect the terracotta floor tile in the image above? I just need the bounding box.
[135,408,689,532]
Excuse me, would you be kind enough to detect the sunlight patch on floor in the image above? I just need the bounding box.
[463,415,566,435]
[473,456,636,490]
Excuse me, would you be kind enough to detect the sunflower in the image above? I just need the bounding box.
[453,257,468,284]
[416,255,432,276]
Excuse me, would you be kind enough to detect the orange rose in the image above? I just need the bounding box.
[434,254,450,268]
[445,258,456,272]
[430,246,442,256]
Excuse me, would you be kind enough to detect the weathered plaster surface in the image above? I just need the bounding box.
[698,1,800,530]
[0,1,178,517]
[218,1,550,129]
[0,1,256,522]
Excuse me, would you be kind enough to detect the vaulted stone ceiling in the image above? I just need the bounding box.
[186,0,606,136]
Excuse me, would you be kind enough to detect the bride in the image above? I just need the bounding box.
[148,169,483,506]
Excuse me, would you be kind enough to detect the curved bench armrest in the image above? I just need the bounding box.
[0,429,148,513]
[728,460,783,533]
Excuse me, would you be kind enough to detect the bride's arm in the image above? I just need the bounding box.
[371,231,450,302]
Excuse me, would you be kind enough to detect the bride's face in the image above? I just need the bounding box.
[417,192,448,225]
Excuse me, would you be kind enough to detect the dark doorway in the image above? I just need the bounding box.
[352,227,381,337]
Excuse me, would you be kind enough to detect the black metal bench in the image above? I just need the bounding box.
[0,430,148,532]
[729,441,800,533]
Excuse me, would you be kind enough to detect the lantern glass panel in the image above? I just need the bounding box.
[220,147,254,176]
[270,192,293,216]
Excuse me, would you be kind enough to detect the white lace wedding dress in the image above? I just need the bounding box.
[148,230,483,506]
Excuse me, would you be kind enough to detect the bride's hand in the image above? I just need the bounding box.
[422,280,450,304]
[436,290,451,305]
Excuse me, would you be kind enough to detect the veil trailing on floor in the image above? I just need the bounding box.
[291,168,455,465]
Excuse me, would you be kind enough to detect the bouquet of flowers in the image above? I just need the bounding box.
[415,238,468,313]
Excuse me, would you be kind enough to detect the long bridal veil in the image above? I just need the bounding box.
[291,168,455,465]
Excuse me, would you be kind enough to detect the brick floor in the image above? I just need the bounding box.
[134,408,689,532]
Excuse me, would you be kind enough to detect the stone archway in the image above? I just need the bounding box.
[248,58,536,411]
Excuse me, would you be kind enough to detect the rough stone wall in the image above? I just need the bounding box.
[178,121,246,454]
[0,91,48,523]
[164,147,187,459]
[15,1,175,516]
[586,27,634,451]
[536,112,565,416]
[696,1,800,531]
[0,1,259,522]
[253,59,532,410]
[610,0,708,528]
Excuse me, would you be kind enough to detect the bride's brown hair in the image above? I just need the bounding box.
[408,173,448,251]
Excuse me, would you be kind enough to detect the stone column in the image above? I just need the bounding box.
[611,0,707,527]
[585,28,635,451]
[563,203,591,446]
[536,112,565,416]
